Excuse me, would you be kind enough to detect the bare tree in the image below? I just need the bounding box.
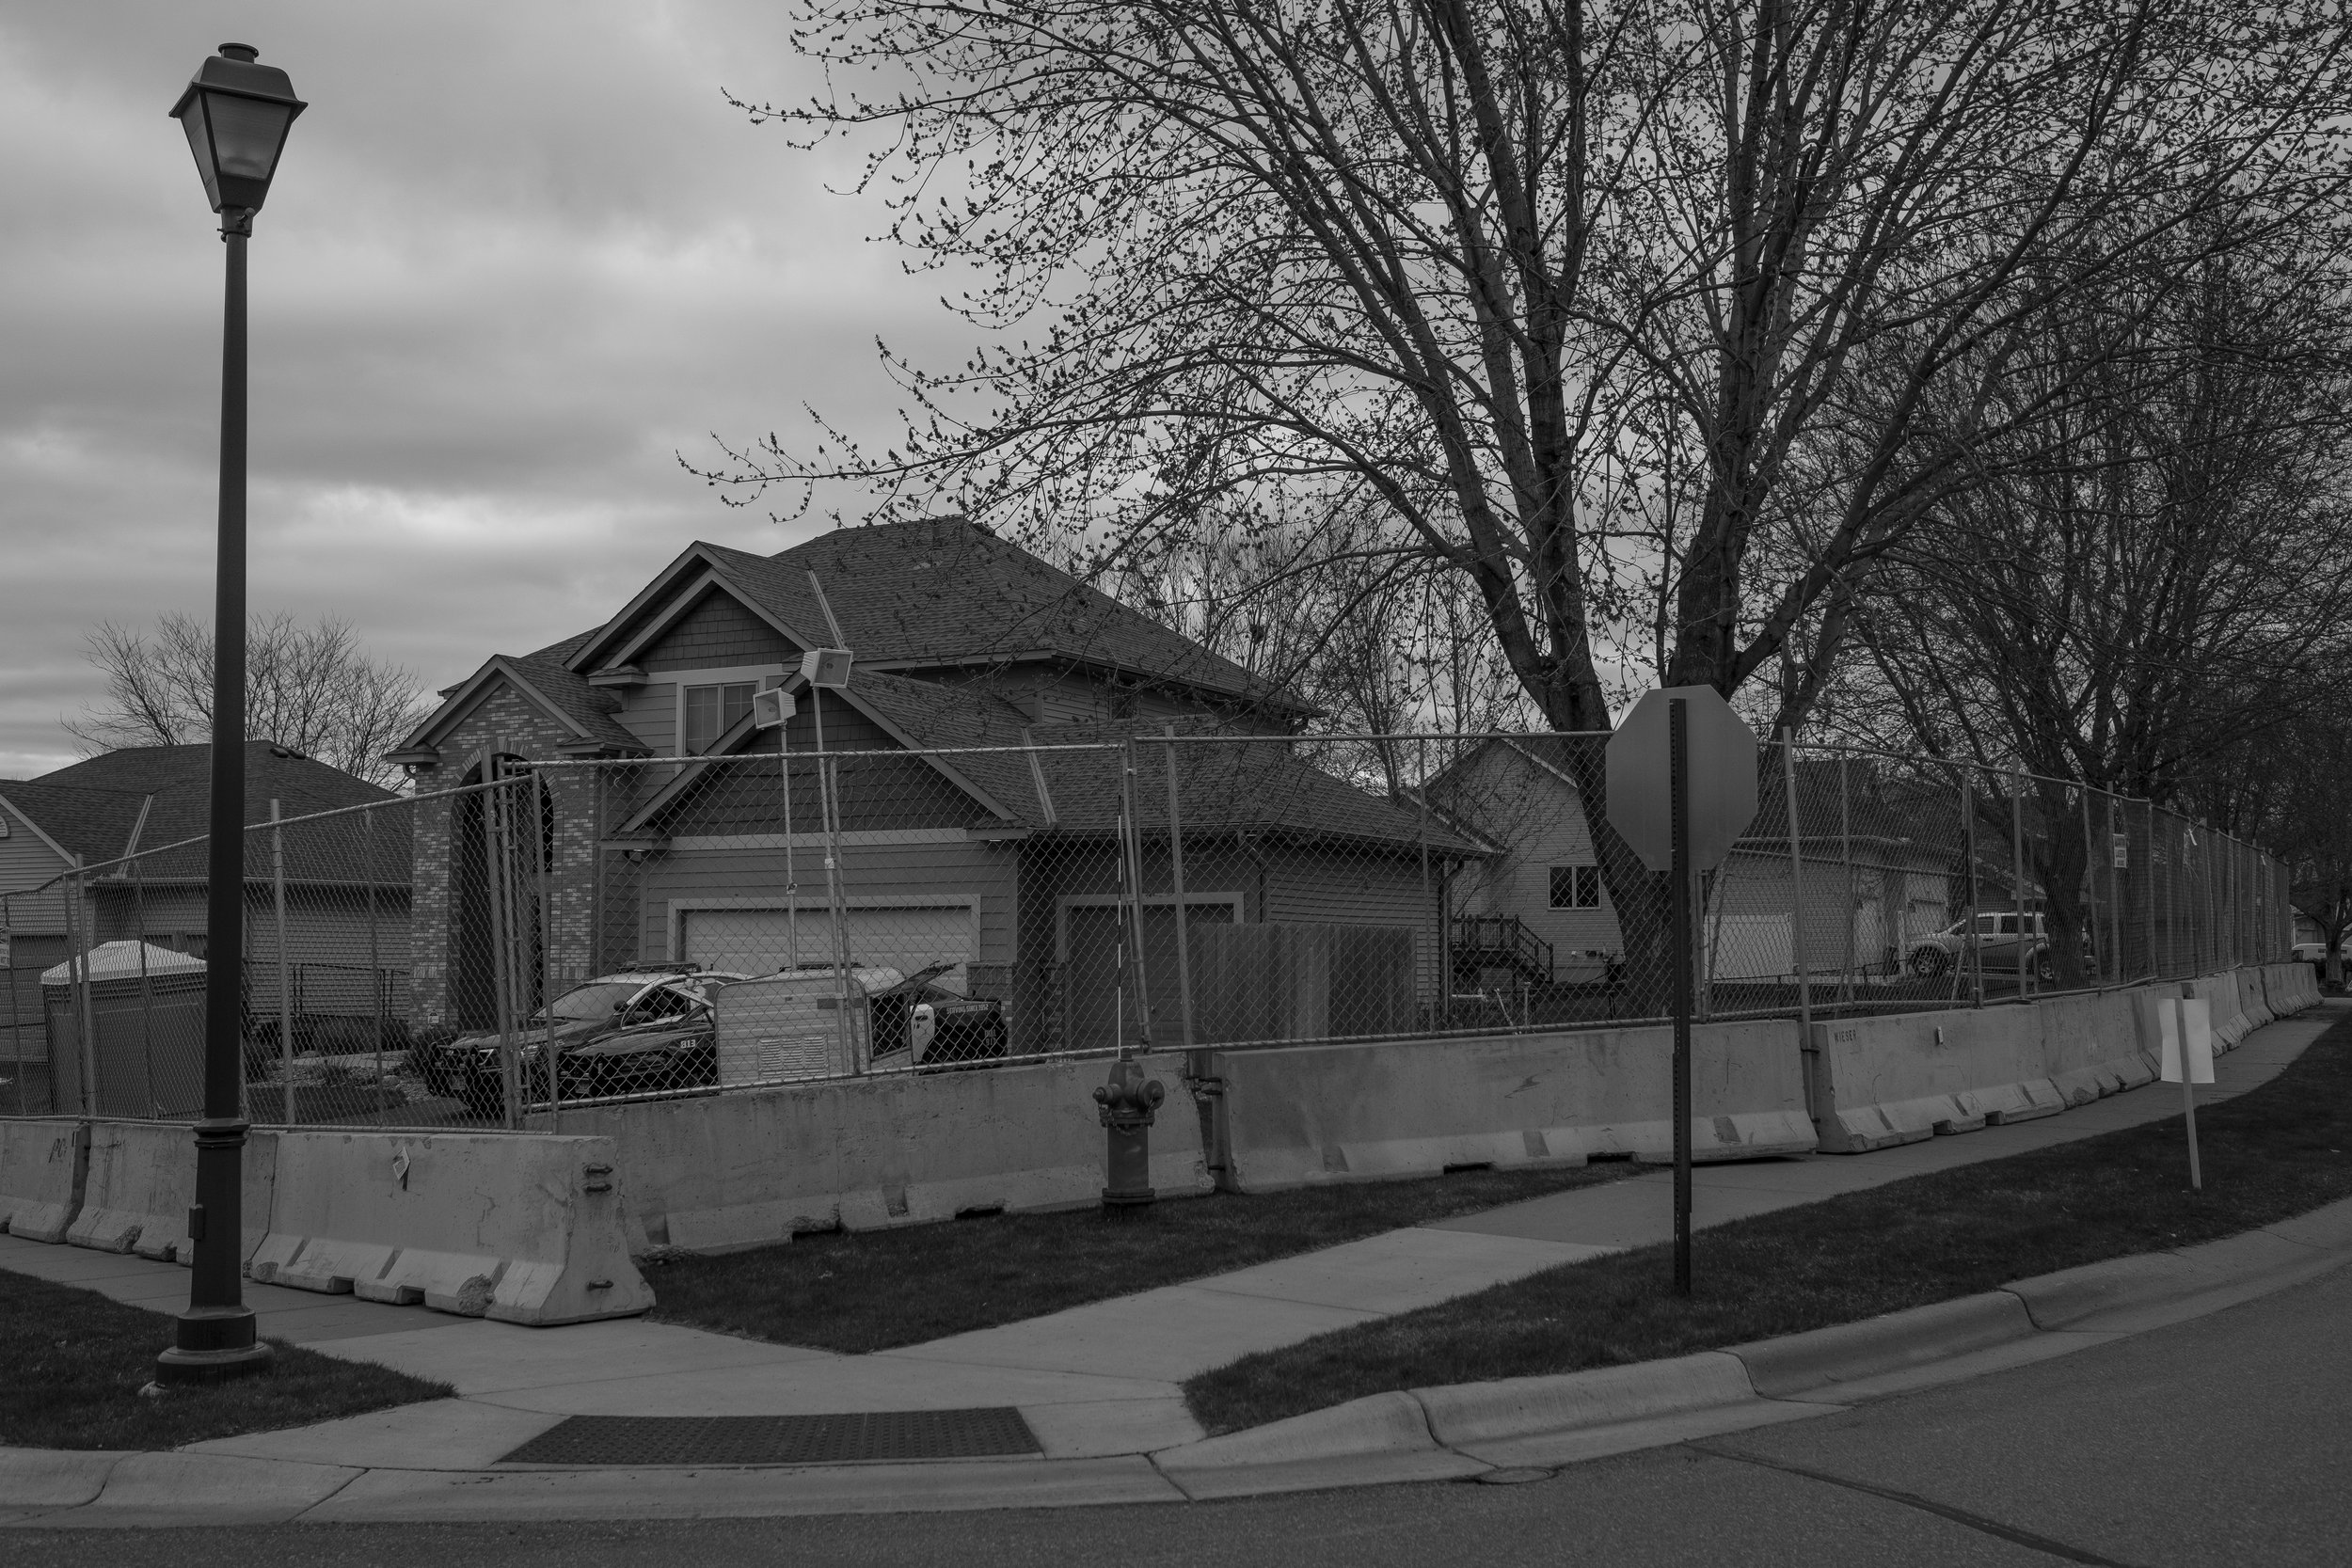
[1825,225,2352,982]
[2272,756,2352,991]
[1107,500,1539,789]
[707,0,2352,995]
[64,612,429,790]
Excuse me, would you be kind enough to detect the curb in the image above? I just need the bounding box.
[7,1193,2352,1525]
[1145,1190,2352,1493]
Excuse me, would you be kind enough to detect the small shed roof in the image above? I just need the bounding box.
[41,940,206,986]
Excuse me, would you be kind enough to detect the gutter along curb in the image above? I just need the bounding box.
[7,1194,2350,1525]
[1145,1193,2352,1497]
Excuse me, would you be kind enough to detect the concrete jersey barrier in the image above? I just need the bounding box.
[66,1120,276,1265]
[2235,966,2275,1033]
[2035,990,2155,1105]
[2184,974,2250,1052]
[1207,1021,1816,1194]
[2127,982,2185,1062]
[2261,963,2297,1016]
[534,1051,1212,1253]
[0,1118,87,1243]
[247,1130,654,1325]
[1808,1005,2062,1153]
[2259,962,2313,1019]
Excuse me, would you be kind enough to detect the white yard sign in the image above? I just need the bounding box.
[2159,996,2214,1190]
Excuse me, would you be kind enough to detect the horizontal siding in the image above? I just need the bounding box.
[239,888,414,1015]
[1446,744,1623,962]
[1033,675,1106,725]
[0,819,75,932]
[1264,849,1438,1008]
[644,745,983,838]
[616,681,679,755]
[3,934,66,1066]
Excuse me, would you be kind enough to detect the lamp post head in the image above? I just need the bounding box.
[168,43,305,232]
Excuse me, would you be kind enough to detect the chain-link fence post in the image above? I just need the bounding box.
[132,867,156,1118]
[1161,727,1196,1053]
[2007,771,2026,1000]
[2078,785,2093,987]
[364,804,384,1125]
[1120,738,1154,1049]
[64,865,96,1114]
[1440,738,1454,1035]
[1784,734,1812,1038]
[484,756,518,1129]
[271,800,294,1124]
[1416,734,1431,1034]
[805,689,852,1070]
[2,894,19,1116]
[1836,750,1854,1009]
[1962,768,1983,1006]
[535,769,555,1114]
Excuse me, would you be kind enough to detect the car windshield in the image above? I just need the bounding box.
[540,983,643,1023]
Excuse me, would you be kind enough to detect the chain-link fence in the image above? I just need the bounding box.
[0,731,2291,1128]
[0,780,491,1128]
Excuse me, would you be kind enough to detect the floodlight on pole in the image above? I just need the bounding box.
[754,684,801,973]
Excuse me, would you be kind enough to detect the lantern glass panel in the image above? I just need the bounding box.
[204,92,293,182]
[177,93,221,210]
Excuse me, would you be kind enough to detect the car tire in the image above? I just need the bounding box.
[1908,947,1948,978]
[2034,952,2057,983]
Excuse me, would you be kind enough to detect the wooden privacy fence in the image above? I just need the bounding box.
[1189,921,1418,1046]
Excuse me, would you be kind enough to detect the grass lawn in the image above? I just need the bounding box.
[1187,1007,2352,1435]
[644,1160,1645,1354]
[0,1271,453,1450]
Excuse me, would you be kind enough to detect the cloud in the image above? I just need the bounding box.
[0,0,971,778]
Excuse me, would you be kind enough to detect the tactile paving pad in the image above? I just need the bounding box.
[499,1407,1043,1466]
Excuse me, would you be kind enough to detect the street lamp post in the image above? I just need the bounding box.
[156,42,304,1386]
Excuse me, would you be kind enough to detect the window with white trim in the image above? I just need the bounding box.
[682,681,755,753]
[1548,863,1601,910]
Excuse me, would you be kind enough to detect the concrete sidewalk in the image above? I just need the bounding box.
[1,997,2336,1509]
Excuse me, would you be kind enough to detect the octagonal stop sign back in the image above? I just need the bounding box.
[1604,686,1761,873]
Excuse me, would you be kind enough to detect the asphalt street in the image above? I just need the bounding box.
[8,1261,2346,1567]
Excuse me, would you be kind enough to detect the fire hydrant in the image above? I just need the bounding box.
[1093,1056,1166,1209]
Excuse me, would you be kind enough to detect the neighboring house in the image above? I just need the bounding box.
[0,742,413,1109]
[1425,738,1953,985]
[389,519,1484,1052]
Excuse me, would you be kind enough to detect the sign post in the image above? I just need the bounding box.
[2160,996,2214,1191]
[1669,700,1692,1293]
[1605,687,1759,1298]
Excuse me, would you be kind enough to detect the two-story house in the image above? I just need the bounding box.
[389,519,1481,1054]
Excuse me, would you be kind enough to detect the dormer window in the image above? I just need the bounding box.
[683,682,755,753]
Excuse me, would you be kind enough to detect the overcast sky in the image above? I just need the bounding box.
[1,2,959,779]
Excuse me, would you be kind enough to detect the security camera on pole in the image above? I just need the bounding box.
[1604,687,1759,1297]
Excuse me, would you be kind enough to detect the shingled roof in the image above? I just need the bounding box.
[0,778,148,867]
[406,651,644,759]
[1432,736,1958,863]
[570,519,1304,714]
[0,743,410,887]
[633,670,1482,855]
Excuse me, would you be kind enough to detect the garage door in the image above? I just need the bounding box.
[681,905,977,990]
